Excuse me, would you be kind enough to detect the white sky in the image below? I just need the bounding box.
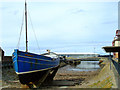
[0,0,118,55]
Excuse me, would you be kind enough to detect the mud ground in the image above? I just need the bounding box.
[1,64,100,89]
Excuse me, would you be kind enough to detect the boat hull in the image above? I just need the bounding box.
[12,49,60,84]
[18,66,59,84]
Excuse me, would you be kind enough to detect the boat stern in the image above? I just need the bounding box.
[12,49,19,73]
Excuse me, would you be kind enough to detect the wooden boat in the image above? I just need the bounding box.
[12,1,60,87]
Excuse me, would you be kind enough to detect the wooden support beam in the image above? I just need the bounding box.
[118,52,120,64]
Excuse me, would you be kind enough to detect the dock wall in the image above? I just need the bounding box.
[111,58,120,88]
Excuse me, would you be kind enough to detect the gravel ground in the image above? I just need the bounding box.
[52,65,100,87]
[2,68,21,88]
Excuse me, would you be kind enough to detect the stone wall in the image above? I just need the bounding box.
[0,47,4,61]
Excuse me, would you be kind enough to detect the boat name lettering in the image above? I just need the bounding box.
[25,54,33,57]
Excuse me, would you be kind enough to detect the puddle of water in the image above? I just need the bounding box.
[67,61,100,71]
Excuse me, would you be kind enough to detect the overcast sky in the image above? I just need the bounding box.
[0,0,118,55]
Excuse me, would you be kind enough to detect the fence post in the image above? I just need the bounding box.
[118,52,120,64]
[109,52,111,70]
[118,52,120,89]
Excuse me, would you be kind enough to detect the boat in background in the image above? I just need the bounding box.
[12,1,60,87]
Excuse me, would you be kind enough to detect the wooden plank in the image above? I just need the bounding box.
[103,46,120,52]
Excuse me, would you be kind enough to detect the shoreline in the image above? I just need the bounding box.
[1,60,103,88]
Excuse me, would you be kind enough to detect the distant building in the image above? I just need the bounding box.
[0,47,4,61]
[56,52,99,59]
[112,30,120,58]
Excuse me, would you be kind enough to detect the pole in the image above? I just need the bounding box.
[118,52,120,64]
[25,0,28,52]
[109,52,111,70]
[118,52,120,89]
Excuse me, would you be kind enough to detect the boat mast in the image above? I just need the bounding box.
[25,0,28,52]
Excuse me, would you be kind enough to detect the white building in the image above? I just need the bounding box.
[56,52,99,59]
[112,30,120,58]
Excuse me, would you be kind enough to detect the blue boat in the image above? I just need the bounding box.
[12,49,59,74]
[12,49,60,85]
[12,1,60,87]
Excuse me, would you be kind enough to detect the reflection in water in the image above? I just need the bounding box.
[69,61,81,67]
[68,61,100,71]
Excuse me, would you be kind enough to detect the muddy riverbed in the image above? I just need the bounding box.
[42,64,101,88]
[1,63,101,89]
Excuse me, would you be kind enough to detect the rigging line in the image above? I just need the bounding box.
[28,10,41,52]
[16,10,24,49]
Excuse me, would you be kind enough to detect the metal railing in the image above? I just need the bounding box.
[111,59,120,75]
[109,57,120,88]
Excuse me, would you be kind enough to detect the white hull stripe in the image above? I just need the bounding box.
[13,60,17,63]
[18,55,55,62]
[16,65,59,74]
[14,59,57,66]
[12,55,16,59]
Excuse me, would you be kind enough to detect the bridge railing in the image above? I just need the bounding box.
[109,57,120,88]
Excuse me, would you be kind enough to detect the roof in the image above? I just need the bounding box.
[41,52,58,55]
[56,52,99,55]
[116,30,120,36]
[103,46,120,52]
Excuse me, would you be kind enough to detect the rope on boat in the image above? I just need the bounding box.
[28,10,41,52]
[16,10,24,49]
[16,7,40,52]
